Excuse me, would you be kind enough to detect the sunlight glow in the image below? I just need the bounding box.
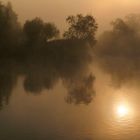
[116,104,129,117]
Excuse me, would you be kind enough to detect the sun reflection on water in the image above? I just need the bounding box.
[113,94,135,125]
[116,103,131,118]
[104,91,137,139]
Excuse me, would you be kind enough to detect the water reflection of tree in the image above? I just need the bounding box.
[0,2,97,109]
[0,41,96,109]
[0,59,19,109]
[23,40,96,104]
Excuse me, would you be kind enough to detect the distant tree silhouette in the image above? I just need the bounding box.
[0,2,96,108]
[44,23,60,41]
[96,16,139,57]
[63,14,98,45]
[23,17,59,47]
[0,2,21,48]
[23,18,44,47]
[111,18,133,34]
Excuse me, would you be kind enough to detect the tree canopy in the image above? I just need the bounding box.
[23,17,59,47]
[0,2,21,48]
[96,15,140,57]
[63,14,98,45]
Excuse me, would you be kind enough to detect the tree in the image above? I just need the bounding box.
[63,14,98,44]
[96,15,140,56]
[0,2,21,48]
[23,18,44,44]
[44,23,59,41]
[23,18,59,47]
[111,18,133,34]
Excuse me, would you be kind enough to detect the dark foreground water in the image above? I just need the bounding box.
[0,61,140,140]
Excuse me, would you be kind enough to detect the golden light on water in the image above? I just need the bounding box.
[116,104,130,118]
[114,99,135,121]
[112,90,135,120]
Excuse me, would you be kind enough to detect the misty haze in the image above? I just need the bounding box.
[1,1,140,140]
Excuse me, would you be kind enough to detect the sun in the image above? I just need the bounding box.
[116,104,130,117]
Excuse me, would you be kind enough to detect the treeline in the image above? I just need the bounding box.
[0,2,98,54]
[2,1,140,107]
[0,2,98,107]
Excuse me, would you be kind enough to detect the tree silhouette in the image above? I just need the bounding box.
[23,17,59,47]
[44,23,59,41]
[63,14,98,45]
[0,2,21,48]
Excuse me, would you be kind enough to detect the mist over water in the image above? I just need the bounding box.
[95,14,140,87]
[1,1,140,140]
[0,41,96,109]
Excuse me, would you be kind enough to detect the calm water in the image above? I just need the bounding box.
[0,60,140,140]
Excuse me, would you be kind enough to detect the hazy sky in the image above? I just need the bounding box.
[4,0,140,34]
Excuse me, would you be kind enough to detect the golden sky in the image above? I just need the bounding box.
[4,0,140,34]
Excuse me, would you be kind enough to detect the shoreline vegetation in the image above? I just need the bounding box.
[0,2,98,56]
[0,2,97,107]
[1,1,140,108]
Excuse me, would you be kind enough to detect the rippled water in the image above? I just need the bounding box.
[0,63,140,140]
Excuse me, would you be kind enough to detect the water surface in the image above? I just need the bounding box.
[0,60,140,140]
